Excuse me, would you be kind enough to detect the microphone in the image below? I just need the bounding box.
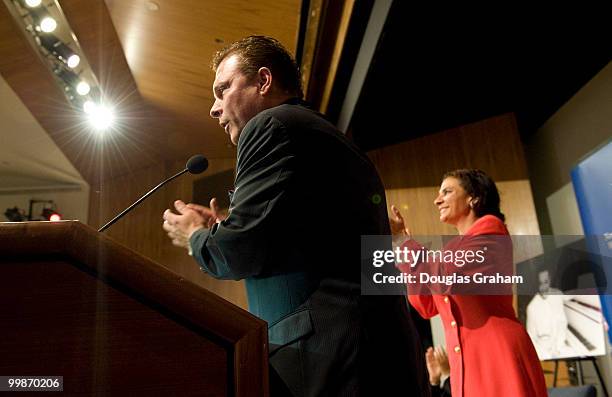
[98,155,208,232]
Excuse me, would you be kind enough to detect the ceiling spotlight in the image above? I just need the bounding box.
[24,0,42,7]
[29,9,57,33]
[67,54,80,68]
[37,35,80,68]
[53,68,95,99]
[87,104,115,131]
[76,81,90,95]
[39,16,57,32]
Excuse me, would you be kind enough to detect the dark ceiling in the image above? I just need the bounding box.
[342,2,611,152]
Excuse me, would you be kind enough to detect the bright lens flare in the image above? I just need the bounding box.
[25,0,42,7]
[83,100,95,114]
[86,103,115,131]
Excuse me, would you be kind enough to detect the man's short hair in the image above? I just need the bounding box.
[212,35,303,98]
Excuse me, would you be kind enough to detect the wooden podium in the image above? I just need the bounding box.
[0,221,268,396]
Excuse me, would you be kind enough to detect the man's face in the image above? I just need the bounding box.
[538,270,550,294]
[209,55,263,145]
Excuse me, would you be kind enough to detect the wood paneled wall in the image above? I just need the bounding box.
[88,157,247,310]
[368,113,529,189]
[367,113,539,234]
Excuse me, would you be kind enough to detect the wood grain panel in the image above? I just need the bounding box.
[0,259,228,396]
[319,0,354,113]
[0,221,269,395]
[299,0,325,98]
[303,0,357,113]
[368,113,529,189]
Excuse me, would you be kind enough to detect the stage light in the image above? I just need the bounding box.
[42,208,62,221]
[54,68,91,99]
[67,54,80,68]
[28,8,57,33]
[87,103,115,131]
[8,0,105,121]
[39,16,57,32]
[37,35,81,68]
[76,81,90,95]
[24,0,42,7]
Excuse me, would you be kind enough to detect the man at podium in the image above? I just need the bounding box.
[162,36,428,396]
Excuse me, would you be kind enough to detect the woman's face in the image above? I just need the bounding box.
[434,177,473,225]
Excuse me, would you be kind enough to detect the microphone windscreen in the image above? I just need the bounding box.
[186,154,209,174]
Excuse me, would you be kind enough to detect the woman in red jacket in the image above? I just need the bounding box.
[391,169,547,397]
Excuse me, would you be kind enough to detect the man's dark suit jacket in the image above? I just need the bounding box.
[431,379,452,397]
[190,99,429,396]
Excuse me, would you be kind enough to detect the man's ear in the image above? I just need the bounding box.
[257,67,272,95]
